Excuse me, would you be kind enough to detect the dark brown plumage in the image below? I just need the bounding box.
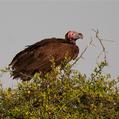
[9,31,83,81]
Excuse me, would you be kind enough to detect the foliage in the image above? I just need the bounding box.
[0,61,119,119]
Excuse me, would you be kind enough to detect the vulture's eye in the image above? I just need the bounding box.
[71,33,74,36]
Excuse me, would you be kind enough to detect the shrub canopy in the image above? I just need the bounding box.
[0,61,119,119]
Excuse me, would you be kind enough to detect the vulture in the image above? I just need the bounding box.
[9,31,83,81]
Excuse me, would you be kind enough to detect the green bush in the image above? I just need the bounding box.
[0,61,119,119]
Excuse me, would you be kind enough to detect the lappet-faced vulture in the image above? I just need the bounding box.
[9,31,83,81]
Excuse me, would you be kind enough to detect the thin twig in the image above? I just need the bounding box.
[92,29,107,61]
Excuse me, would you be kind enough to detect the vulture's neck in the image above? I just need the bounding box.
[65,39,76,45]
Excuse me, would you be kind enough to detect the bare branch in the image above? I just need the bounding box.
[92,29,107,61]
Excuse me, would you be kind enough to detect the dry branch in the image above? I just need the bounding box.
[92,29,107,61]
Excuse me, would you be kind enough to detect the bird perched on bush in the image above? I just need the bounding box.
[9,31,83,81]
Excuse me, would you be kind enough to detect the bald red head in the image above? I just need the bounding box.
[65,31,83,43]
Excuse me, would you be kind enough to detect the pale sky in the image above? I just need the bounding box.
[0,0,119,88]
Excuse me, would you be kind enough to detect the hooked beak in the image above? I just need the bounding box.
[78,33,83,39]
